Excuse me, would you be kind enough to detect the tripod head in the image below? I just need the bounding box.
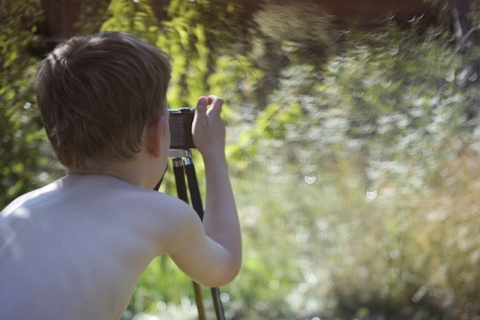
[169,149,192,159]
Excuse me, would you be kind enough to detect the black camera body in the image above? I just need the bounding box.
[169,107,195,150]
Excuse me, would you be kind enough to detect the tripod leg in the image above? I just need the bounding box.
[211,288,226,320]
[184,156,226,320]
[171,157,207,320]
[183,157,204,220]
[193,282,206,320]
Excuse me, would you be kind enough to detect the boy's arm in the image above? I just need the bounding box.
[167,96,241,287]
[194,95,242,269]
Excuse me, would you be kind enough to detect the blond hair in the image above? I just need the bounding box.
[35,31,171,169]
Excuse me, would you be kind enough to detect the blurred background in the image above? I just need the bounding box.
[2,0,480,319]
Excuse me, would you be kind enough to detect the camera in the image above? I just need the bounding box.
[169,107,195,150]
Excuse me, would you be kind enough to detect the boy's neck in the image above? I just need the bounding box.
[65,133,166,190]
[67,162,144,188]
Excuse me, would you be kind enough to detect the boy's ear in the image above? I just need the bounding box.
[146,116,166,158]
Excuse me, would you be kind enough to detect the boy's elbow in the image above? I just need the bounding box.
[224,260,242,285]
[208,269,240,288]
[226,251,242,283]
[206,256,242,288]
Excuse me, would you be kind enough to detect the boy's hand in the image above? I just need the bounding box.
[192,96,226,162]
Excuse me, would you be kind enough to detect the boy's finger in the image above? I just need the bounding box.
[194,96,208,126]
[207,95,223,117]
[196,96,208,113]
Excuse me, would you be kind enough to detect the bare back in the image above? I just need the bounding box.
[0,174,187,320]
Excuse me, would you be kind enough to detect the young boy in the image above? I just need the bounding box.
[0,31,242,320]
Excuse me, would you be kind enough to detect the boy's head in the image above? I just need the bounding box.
[35,31,171,170]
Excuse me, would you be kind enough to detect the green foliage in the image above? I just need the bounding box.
[102,0,160,43]
[243,20,477,191]
[254,0,334,55]
[0,0,63,209]
[232,10,480,319]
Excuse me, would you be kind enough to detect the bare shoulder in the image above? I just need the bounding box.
[129,187,204,252]
[1,181,60,218]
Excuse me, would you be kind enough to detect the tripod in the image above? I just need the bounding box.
[162,148,226,320]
